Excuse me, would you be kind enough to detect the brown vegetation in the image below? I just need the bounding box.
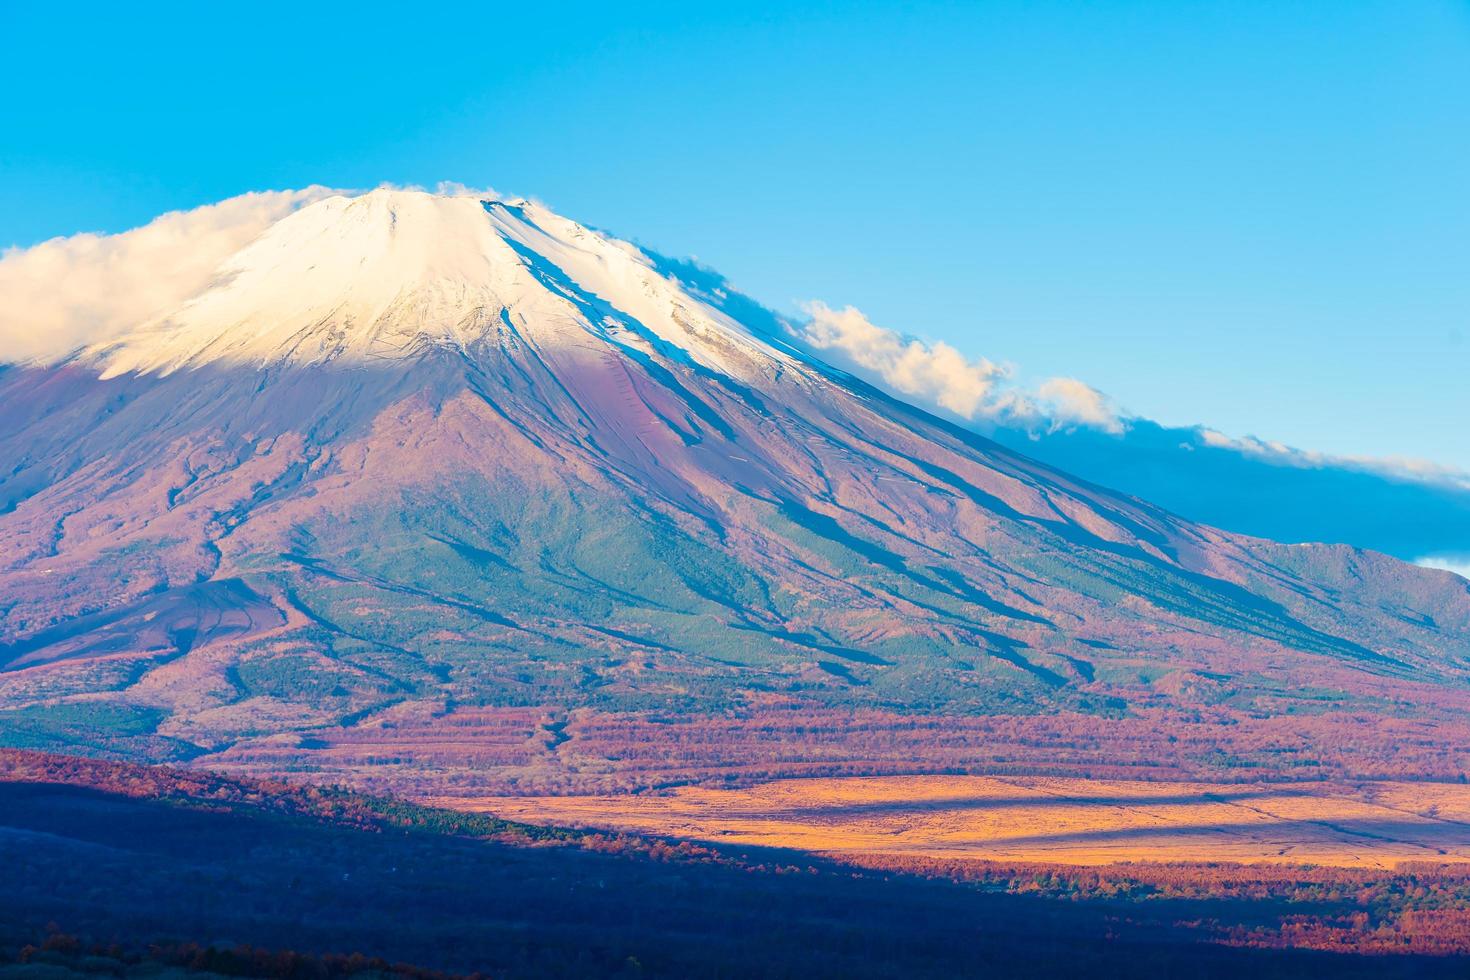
[439,773,1470,869]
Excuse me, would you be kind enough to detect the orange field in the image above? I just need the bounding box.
[434,775,1470,869]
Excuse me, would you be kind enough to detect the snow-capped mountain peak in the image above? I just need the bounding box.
[94,188,788,379]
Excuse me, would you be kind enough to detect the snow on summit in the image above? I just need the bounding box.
[92,188,787,379]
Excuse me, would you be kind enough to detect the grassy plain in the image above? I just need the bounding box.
[436,774,1470,869]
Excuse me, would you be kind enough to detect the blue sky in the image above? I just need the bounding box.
[3,0,1467,469]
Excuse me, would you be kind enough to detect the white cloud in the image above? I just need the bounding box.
[1416,555,1470,580]
[432,181,502,199]
[799,301,1015,418]
[0,187,336,365]
[1198,429,1470,492]
[796,301,1121,432]
[1035,377,1124,435]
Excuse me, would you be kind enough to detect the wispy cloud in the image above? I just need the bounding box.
[1034,377,1124,435]
[1197,429,1470,492]
[796,301,1122,433]
[799,301,1018,418]
[0,187,336,365]
[431,181,502,199]
[1417,555,1470,581]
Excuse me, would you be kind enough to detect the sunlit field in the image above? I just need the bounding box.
[439,775,1470,869]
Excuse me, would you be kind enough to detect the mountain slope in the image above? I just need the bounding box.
[1,188,1467,791]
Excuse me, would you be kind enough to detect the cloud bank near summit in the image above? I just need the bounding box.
[0,187,335,365]
[0,183,519,367]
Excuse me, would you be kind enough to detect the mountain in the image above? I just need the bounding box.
[2,188,1468,794]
